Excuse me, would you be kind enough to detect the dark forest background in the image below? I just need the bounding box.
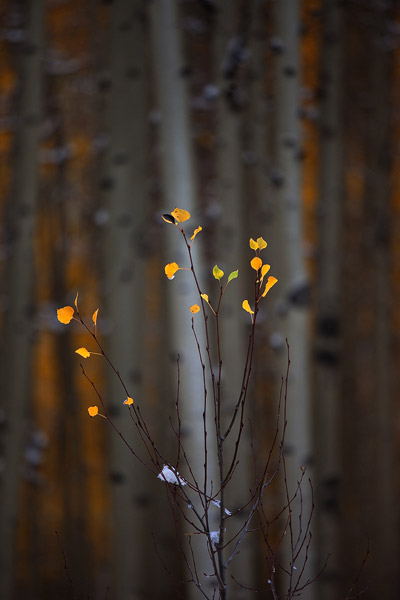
[0,0,400,599]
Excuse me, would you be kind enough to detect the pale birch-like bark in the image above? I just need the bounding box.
[150,1,218,597]
[101,2,150,598]
[313,2,344,597]
[270,1,314,597]
[0,2,44,599]
[213,3,253,597]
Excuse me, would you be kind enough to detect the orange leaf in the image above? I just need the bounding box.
[74,292,79,309]
[165,262,180,279]
[190,304,200,314]
[123,397,134,406]
[57,306,74,324]
[171,207,191,223]
[191,226,202,241]
[250,257,262,271]
[75,347,91,358]
[88,406,99,417]
[262,276,278,297]
[92,309,99,325]
[260,264,270,281]
[242,300,254,315]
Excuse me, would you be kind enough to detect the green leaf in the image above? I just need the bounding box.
[228,270,239,283]
[213,265,224,280]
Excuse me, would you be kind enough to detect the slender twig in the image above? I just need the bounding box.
[342,538,370,600]
[55,530,78,600]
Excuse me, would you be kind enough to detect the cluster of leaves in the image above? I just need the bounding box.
[57,293,133,418]
[57,208,277,419]
[162,207,277,321]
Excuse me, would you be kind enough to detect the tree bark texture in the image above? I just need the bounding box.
[313,2,344,597]
[0,2,44,599]
[213,2,254,597]
[101,1,151,598]
[151,1,218,597]
[270,1,314,597]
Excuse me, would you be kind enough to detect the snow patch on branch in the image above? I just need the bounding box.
[157,465,187,486]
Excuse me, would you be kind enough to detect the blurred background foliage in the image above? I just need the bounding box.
[0,0,400,599]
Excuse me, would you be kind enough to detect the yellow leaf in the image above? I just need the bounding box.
[171,207,191,223]
[260,264,270,281]
[201,293,209,303]
[165,262,180,279]
[262,276,278,297]
[257,237,267,250]
[75,347,91,358]
[250,257,262,271]
[88,406,99,417]
[213,265,224,280]
[92,309,99,325]
[57,306,74,324]
[250,237,267,251]
[123,397,134,406]
[242,300,254,315]
[74,292,79,309]
[191,226,202,241]
[190,304,200,314]
[249,238,258,250]
[161,213,176,224]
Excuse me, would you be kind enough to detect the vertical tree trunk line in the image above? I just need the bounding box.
[0,2,44,599]
[100,1,151,598]
[150,1,218,598]
[270,1,315,597]
[313,2,344,597]
[363,3,398,596]
[213,1,254,597]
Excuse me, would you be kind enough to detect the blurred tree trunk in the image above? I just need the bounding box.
[313,2,344,597]
[339,4,366,592]
[100,1,151,598]
[213,2,254,597]
[363,3,398,596]
[244,1,279,590]
[270,1,314,596]
[150,1,217,598]
[49,136,90,595]
[341,4,398,597]
[0,2,43,599]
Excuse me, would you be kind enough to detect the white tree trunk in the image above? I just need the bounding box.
[101,2,150,598]
[213,4,254,597]
[150,1,218,598]
[270,1,315,597]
